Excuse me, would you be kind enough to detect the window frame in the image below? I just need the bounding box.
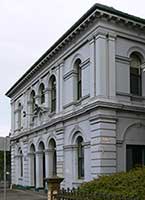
[130,53,142,96]
[50,76,56,113]
[77,136,84,179]
[39,83,45,104]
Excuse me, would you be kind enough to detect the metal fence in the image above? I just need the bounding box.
[53,188,140,200]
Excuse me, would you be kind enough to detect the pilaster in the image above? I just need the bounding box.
[90,110,117,178]
[89,36,96,97]
[95,32,107,97]
[107,33,116,99]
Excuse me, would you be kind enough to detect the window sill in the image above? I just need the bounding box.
[130,94,145,102]
[48,111,56,118]
[116,92,145,101]
[75,94,90,106]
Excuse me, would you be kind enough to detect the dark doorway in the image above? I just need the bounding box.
[126,145,145,171]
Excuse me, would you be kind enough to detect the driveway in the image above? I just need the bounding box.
[0,189,47,200]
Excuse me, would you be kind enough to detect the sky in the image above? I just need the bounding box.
[0,0,145,137]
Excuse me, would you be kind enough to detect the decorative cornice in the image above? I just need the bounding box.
[6,4,145,98]
[10,98,145,141]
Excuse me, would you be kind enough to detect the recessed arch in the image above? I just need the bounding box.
[121,121,145,142]
[38,141,45,151]
[36,137,46,151]
[30,143,36,153]
[69,125,86,145]
[71,53,84,68]
[127,46,145,61]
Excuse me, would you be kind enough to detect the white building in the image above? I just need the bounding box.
[6,4,145,189]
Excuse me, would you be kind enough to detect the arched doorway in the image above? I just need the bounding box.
[30,144,36,188]
[38,141,45,188]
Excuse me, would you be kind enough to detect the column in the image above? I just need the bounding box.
[45,150,49,178]
[28,153,35,187]
[47,148,55,177]
[36,151,43,189]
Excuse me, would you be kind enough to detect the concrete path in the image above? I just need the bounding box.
[0,189,47,200]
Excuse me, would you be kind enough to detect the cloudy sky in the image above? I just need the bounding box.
[1,0,145,136]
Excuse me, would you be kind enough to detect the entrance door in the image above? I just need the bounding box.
[126,145,145,171]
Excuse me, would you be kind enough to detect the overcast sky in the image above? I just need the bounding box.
[1,0,145,137]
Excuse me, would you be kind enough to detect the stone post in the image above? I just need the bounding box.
[45,177,64,200]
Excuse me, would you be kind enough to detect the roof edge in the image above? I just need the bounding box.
[5,3,145,98]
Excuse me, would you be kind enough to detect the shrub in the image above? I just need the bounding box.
[80,167,145,199]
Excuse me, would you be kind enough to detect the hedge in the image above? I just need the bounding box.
[80,167,145,199]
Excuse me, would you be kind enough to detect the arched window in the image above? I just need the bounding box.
[76,136,84,179]
[18,148,23,177]
[74,59,82,100]
[18,102,22,130]
[30,90,36,113]
[39,83,45,104]
[50,75,56,113]
[130,53,142,96]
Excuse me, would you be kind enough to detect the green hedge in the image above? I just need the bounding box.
[80,167,145,199]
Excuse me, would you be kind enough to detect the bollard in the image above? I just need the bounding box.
[44,176,64,200]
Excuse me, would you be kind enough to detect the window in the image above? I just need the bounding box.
[39,83,45,104]
[77,136,84,179]
[30,90,36,113]
[126,145,145,171]
[18,149,23,177]
[130,53,142,96]
[74,59,82,100]
[50,75,56,112]
[18,102,22,130]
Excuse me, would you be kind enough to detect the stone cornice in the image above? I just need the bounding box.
[10,98,145,141]
[6,4,145,98]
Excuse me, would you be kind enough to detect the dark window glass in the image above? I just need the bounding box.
[31,90,35,113]
[18,103,21,129]
[51,76,56,112]
[77,64,82,100]
[40,83,45,104]
[74,59,82,100]
[130,54,142,96]
[20,150,23,177]
[126,145,145,171]
[77,136,84,179]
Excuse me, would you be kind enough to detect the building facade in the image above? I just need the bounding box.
[6,4,145,189]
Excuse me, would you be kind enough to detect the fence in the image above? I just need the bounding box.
[53,188,140,200]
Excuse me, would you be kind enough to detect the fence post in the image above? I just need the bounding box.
[45,177,64,200]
